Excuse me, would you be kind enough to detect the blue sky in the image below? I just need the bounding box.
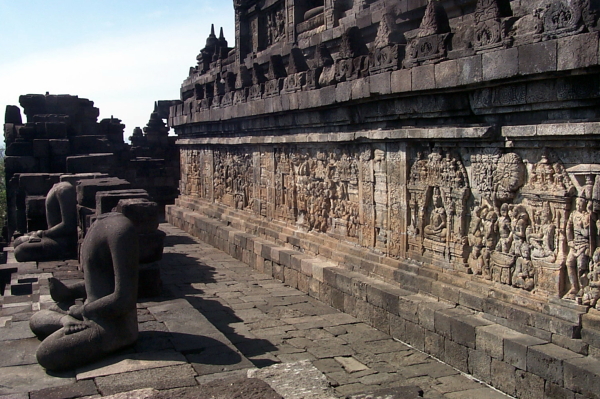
[0,1,234,138]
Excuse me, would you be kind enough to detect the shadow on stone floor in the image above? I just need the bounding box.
[162,235,199,247]
[159,288,280,369]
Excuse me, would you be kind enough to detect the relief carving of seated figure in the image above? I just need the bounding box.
[529,207,556,263]
[29,212,139,371]
[424,189,447,242]
[14,182,77,262]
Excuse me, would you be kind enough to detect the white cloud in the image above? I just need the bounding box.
[0,14,234,138]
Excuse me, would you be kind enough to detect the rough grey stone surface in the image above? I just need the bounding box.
[248,360,338,399]
[0,223,510,398]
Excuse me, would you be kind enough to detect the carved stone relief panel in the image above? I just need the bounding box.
[182,141,600,309]
[472,0,514,53]
[213,148,254,211]
[267,5,286,46]
[536,0,587,40]
[407,149,470,268]
[387,142,408,258]
[259,148,273,217]
[292,146,362,237]
[181,148,213,200]
[274,147,297,222]
[470,149,526,203]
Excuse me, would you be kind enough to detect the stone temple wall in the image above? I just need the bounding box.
[167,0,600,397]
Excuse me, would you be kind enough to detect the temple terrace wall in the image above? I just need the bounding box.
[167,0,600,397]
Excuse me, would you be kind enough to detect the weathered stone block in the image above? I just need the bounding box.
[468,348,491,384]
[370,304,390,334]
[7,141,33,156]
[519,40,557,75]
[515,369,545,399]
[335,82,351,103]
[32,139,50,158]
[477,324,523,360]
[482,48,518,81]
[49,139,70,156]
[283,267,299,289]
[366,283,400,313]
[563,356,600,399]
[5,156,37,177]
[491,359,516,397]
[435,60,459,89]
[545,381,576,399]
[396,295,421,324]
[350,78,370,100]
[452,314,492,349]
[75,178,131,208]
[96,189,149,216]
[558,32,599,71]
[25,195,46,220]
[60,173,109,186]
[369,72,391,95]
[391,69,411,93]
[457,55,482,85]
[527,343,582,386]
[424,330,445,359]
[458,289,485,312]
[444,339,468,371]
[504,334,548,370]
[419,301,454,332]
[66,153,116,174]
[434,307,470,339]
[411,64,435,91]
[389,313,406,342]
[431,281,460,304]
[404,321,425,351]
[19,173,62,195]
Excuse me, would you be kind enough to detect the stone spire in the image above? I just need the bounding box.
[418,0,450,38]
[206,24,218,49]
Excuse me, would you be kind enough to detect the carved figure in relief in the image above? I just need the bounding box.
[483,209,499,250]
[495,203,513,253]
[583,232,600,308]
[510,207,530,259]
[424,188,447,242]
[529,206,557,263]
[468,244,485,276]
[468,206,484,248]
[564,195,592,300]
[267,8,286,45]
[512,244,535,291]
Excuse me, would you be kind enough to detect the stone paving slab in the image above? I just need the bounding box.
[0,364,75,395]
[94,364,198,396]
[76,350,188,380]
[0,222,512,398]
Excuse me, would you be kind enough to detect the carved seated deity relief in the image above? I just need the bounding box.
[424,188,448,242]
[529,206,557,263]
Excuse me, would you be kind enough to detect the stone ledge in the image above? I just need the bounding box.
[502,122,600,138]
[166,201,600,399]
[176,126,494,146]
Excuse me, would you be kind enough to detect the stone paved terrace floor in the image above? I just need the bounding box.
[0,222,511,399]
